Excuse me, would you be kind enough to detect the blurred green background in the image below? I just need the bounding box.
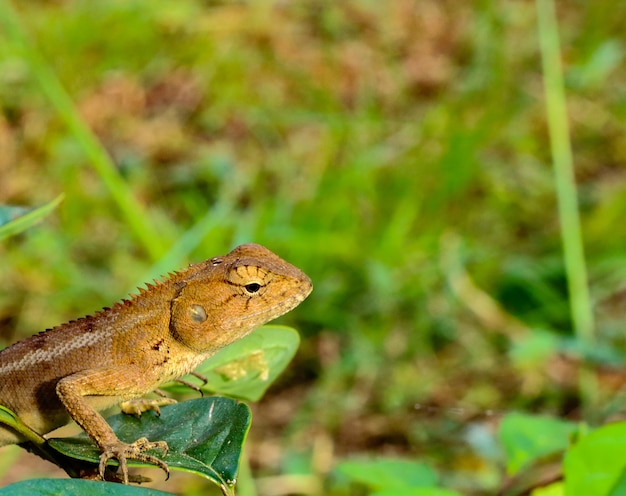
[1,0,626,494]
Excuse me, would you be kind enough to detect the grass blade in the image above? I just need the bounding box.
[536,0,597,416]
[0,194,64,241]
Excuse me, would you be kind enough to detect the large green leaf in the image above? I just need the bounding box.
[162,325,300,402]
[0,194,64,240]
[335,458,438,490]
[0,479,171,496]
[499,412,577,475]
[48,397,250,494]
[564,421,626,496]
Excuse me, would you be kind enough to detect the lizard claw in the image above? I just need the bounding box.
[119,398,177,417]
[98,437,169,484]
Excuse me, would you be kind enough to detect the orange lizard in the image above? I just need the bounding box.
[0,244,312,483]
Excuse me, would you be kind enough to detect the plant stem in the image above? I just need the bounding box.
[536,0,597,418]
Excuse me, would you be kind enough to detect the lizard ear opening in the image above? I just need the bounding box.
[188,304,207,323]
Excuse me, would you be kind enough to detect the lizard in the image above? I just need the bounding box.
[0,243,312,484]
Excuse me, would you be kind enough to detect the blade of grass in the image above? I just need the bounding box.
[536,0,597,418]
[0,0,167,262]
[0,194,64,241]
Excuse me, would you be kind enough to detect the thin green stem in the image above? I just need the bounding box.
[536,0,597,417]
[0,1,167,262]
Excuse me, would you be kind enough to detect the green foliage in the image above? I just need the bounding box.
[334,459,463,495]
[372,490,461,496]
[530,483,564,496]
[336,459,437,490]
[564,422,626,496]
[0,479,171,496]
[500,412,577,475]
[0,1,166,261]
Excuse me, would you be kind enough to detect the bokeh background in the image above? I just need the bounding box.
[1,1,626,494]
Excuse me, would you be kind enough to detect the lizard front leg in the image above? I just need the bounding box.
[56,367,169,484]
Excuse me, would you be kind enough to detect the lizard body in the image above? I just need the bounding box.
[0,244,312,482]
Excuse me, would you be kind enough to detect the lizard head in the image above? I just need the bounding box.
[169,244,312,353]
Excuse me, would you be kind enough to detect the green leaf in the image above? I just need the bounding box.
[163,325,300,402]
[568,40,623,90]
[564,421,626,496]
[608,471,626,496]
[509,330,559,369]
[0,478,172,495]
[0,194,64,241]
[531,481,565,496]
[49,397,250,493]
[0,404,46,445]
[372,490,461,496]
[499,412,577,475]
[335,458,438,490]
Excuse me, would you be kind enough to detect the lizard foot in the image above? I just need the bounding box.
[98,437,169,485]
[119,398,177,417]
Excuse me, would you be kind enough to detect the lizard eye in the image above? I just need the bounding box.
[210,257,223,266]
[244,283,261,294]
[189,304,207,323]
